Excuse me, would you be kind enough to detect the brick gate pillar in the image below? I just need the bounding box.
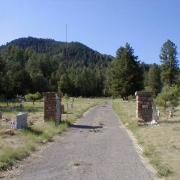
[44,92,62,124]
[135,91,153,122]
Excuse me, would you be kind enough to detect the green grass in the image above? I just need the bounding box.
[113,99,179,179]
[0,98,105,171]
[0,121,68,170]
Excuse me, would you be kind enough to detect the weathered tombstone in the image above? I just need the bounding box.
[169,109,174,118]
[44,92,62,124]
[151,102,158,125]
[16,112,28,129]
[135,91,153,123]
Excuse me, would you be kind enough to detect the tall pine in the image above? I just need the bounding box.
[160,40,178,86]
[108,43,143,99]
[147,64,161,96]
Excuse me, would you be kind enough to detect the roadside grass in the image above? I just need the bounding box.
[0,121,69,171]
[0,98,105,172]
[113,99,180,180]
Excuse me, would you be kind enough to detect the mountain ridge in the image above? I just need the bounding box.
[0,37,113,62]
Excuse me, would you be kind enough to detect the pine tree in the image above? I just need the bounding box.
[147,64,161,96]
[160,40,179,86]
[108,43,143,99]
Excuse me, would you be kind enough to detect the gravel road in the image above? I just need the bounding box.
[8,102,154,180]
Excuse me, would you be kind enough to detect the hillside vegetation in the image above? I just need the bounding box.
[0,38,179,101]
[0,37,112,98]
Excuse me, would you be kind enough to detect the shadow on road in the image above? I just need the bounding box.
[69,124,103,129]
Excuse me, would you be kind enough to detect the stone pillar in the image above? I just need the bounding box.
[55,94,61,125]
[44,92,62,123]
[135,91,153,122]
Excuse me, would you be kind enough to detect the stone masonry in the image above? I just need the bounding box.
[44,92,62,123]
[135,91,153,122]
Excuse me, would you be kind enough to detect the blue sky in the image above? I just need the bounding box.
[0,0,179,64]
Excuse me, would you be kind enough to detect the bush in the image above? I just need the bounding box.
[25,92,42,105]
[156,85,180,110]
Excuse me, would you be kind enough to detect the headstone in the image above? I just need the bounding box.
[44,92,62,123]
[135,91,153,123]
[157,110,160,117]
[16,112,28,129]
[151,102,158,125]
[169,110,174,118]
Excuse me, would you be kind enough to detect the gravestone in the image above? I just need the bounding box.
[44,92,62,124]
[135,91,153,122]
[152,102,159,121]
[16,112,28,129]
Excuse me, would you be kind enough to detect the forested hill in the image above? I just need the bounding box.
[0,37,113,98]
[0,37,177,100]
[0,37,113,62]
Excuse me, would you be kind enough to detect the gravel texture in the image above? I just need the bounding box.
[6,102,154,180]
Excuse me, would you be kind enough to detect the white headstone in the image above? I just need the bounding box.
[151,102,159,125]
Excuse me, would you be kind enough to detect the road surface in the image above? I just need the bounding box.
[6,102,154,180]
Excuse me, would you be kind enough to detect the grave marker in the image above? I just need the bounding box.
[16,112,28,129]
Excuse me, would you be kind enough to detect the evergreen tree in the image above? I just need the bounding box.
[160,40,179,86]
[32,74,49,92]
[12,70,32,95]
[108,43,143,99]
[0,55,5,94]
[59,74,73,96]
[147,64,161,96]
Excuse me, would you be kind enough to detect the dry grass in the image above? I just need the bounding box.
[113,99,180,180]
[0,98,105,171]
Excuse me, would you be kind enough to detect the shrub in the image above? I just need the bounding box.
[156,85,180,110]
[25,92,42,105]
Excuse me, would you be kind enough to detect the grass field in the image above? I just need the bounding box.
[0,98,105,172]
[113,99,180,180]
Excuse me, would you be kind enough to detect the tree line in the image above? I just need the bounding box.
[0,37,111,99]
[0,37,179,101]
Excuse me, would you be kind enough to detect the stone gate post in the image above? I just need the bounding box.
[44,92,62,124]
[135,91,153,122]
